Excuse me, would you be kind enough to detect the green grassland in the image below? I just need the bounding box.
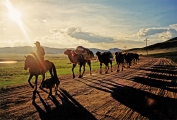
[0,54,117,88]
[1,52,176,88]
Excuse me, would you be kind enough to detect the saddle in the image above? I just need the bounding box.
[31,52,46,73]
[75,46,94,60]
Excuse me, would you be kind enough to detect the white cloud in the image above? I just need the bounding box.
[134,24,177,42]
[158,31,172,41]
[169,24,177,31]
[136,28,172,37]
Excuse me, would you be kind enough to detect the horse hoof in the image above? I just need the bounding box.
[31,85,34,88]
[78,75,82,78]
[117,70,119,72]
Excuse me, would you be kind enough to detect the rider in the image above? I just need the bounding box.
[33,41,45,73]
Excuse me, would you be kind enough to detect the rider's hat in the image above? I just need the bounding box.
[34,41,40,45]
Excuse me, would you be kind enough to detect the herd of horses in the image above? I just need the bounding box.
[24,46,139,100]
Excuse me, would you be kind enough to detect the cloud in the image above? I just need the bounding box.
[136,28,174,37]
[32,19,47,23]
[65,27,114,43]
[169,24,177,31]
[134,24,177,42]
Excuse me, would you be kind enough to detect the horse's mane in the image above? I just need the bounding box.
[27,54,35,58]
[26,54,37,62]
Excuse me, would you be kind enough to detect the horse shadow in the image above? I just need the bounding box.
[32,89,96,120]
[136,64,177,91]
[78,76,177,119]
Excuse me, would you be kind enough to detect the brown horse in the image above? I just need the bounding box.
[24,54,57,100]
[64,49,91,78]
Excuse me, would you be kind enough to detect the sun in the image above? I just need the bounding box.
[4,0,34,47]
[5,0,22,23]
[8,8,22,22]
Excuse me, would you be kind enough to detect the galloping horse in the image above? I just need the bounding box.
[64,49,91,78]
[24,54,57,99]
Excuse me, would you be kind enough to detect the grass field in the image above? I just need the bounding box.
[1,52,176,88]
[0,54,117,88]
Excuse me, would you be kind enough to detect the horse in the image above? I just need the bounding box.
[64,49,91,78]
[115,52,125,72]
[24,54,57,100]
[134,53,140,64]
[96,51,113,74]
[124,53,133,68]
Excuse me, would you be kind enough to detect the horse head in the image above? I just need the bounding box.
[24,54,35,70]
[96,51,101,56]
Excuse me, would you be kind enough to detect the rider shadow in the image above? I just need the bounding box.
[32,89,96,120]
[111,85,177,119]
[32,91,51,120]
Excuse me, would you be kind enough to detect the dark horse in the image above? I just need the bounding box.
[96,51,113,74]
[115,52,125,72]
[24,54,57,100]
[64,49,91,78]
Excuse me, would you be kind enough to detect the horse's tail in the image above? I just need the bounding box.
[51,62,58,78]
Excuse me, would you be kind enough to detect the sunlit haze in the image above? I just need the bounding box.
[0,0,177,49]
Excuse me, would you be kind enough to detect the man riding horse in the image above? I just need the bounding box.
[32,41,45,73]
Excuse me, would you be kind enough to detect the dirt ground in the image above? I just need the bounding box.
[1,57,177,120]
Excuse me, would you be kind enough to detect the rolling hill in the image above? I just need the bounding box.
[127,37,177,54]
[127,37,177,62]
[0,46,121,54]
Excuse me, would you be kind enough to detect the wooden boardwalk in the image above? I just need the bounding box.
[1,57,177,120]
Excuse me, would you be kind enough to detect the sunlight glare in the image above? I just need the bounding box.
[8,9,21,22]
[4,0,33,46]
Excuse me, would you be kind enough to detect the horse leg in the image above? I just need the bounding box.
[39,74,45,89]
[105,63,108,74]
[78,64,83,78]
[49,68,54,78]
[117,63,120,72]
[28,74,34,88]
[121,63,124,71]
[72,64,76,79]
[110,61,113,72]
[80,63,86,78]
[100,63,102,74]
[87,60,92,75]
[32,75,38,101]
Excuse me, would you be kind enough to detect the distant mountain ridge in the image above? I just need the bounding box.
[0,46,121,54]
[127,37,177,54]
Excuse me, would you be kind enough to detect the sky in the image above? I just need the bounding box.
[0,0,177,50]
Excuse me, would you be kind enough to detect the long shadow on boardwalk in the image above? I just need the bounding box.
[111,85,177,119]
[79,74,177,119]
[132,76,177,92]
[32,89,96,120]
